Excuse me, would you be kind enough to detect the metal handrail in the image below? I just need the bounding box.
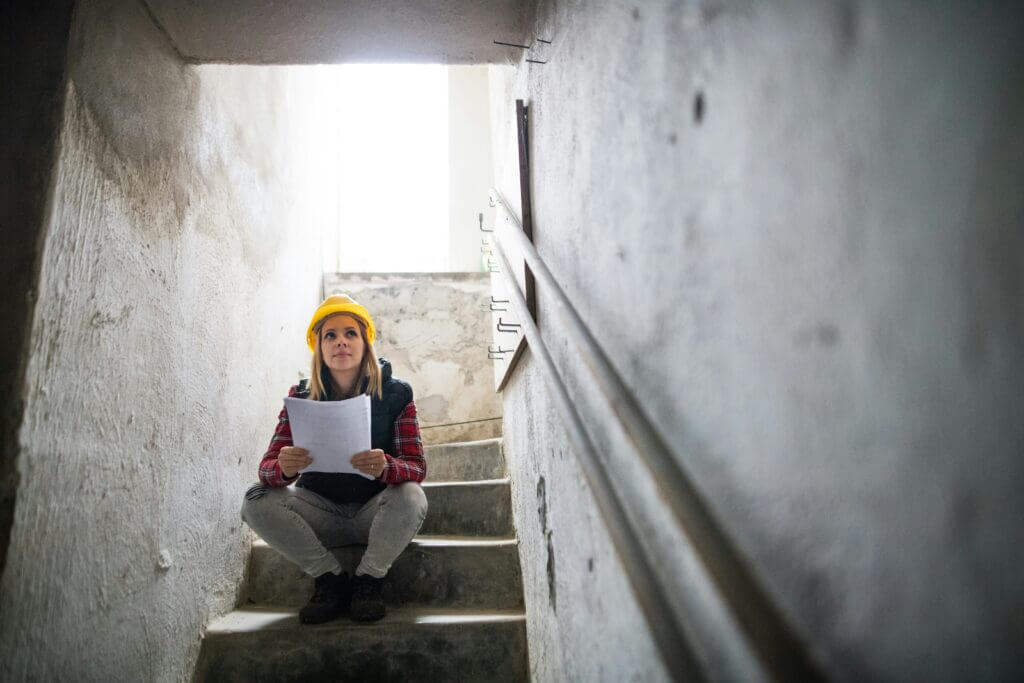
[487,216,703,681]
[488,188,824,682]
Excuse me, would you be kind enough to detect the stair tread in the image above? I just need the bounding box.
[252,535,517,550]
[424,437,502,450]
[405,534,516,546]
[208,606,526,634]
[422,477,509,487]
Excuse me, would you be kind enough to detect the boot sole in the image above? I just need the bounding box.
[350,607,386,622]
[299,607,346,625]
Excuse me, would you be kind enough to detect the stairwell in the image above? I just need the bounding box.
[193,437,528,681]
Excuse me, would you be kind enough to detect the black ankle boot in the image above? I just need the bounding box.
[350,574,386,622]
[299,571,349,625]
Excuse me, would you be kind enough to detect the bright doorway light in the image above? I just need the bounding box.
[334,64,449,272]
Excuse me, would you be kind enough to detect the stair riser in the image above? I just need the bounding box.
[425,441,505,481]
[420,419,502,446]
[194,619,528,683]
[421,483,513,536]
[246,543,524,609]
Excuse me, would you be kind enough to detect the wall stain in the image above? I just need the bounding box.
[536,476,547,532]
[89,304,133,328]
[684,216,700,249]
[546,530,557,613]
[795,322,841,348]
[702,3,726,24]
[537,475,556,611]
[834,1,859,62]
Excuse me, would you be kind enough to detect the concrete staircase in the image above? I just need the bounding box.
[193,438,529,682]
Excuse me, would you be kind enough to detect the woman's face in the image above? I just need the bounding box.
[320,314,366,376]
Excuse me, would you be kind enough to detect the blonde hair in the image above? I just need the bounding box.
[309,313,382,401]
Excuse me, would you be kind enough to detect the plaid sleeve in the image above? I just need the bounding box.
[258,385,301,487]
[380,400,426,484]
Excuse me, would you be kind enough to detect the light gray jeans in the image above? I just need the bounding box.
[240,481,428,579]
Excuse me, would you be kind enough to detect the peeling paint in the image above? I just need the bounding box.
[322,273,502,444]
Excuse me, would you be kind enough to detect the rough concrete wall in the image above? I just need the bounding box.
[0,1,77,580]
[493,1,1024,681]
[0,0,328,680]
[322,273,502,445]
[146,0,528,64]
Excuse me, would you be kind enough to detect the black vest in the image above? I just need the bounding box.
[294,358,413,504]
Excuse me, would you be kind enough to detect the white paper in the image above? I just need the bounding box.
[283,395,373,478]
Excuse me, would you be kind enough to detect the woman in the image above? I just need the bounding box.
[241,294,428,624]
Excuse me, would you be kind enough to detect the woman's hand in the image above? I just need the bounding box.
[279,446,312,478]
[351,449,387,479]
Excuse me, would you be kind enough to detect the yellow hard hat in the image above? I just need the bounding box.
[306,294,376,352]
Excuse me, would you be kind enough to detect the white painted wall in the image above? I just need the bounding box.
[448,66,496,272]
[334,65,450,273]
[318,64,495,274]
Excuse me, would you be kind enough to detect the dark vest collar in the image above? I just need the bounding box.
[319,357,393,400]
[360,357,392,393]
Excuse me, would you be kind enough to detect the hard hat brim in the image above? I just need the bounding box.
[306,303,376,352]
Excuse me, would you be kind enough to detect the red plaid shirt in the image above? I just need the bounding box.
[259,384,426,487]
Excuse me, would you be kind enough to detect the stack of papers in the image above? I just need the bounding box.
[283,394,373,479]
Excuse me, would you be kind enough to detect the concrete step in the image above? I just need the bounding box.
[194,606,528,683]
[245,536,524,610]
[421,479,513,536]
[420,418,502,446]
[424,437,505,481]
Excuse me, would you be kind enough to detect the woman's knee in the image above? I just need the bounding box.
[240,483,286,526]
[385,482,428,519]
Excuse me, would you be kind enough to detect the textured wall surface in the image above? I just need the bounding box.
[0,1,330,680]
[493,1,1024,681]
[322,273,502,445]
[0,1,76,580]
[146,0,528,64]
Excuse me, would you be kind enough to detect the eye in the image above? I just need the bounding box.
[346,330,358,338]
[324,331,336,339]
